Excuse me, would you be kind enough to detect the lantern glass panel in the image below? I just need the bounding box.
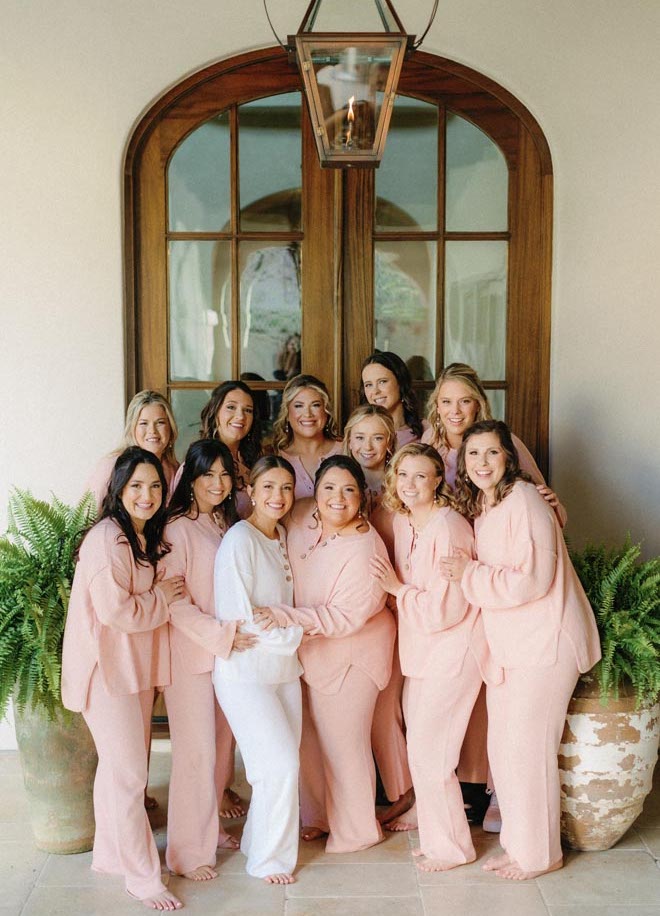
[307,43,398,152]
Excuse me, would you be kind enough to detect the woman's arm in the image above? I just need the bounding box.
[261,544,387,638]
[89,543,172,633]
[163,530,242,659]
[372,515,473,633]
[513,434,567,528]
[459,493,558,609]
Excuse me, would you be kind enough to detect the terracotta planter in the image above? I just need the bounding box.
[14,702,98,854]
[559,674,660,851]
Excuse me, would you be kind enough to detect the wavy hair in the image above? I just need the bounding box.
[272,374,339,452]
[199,380,262,468]
[360,350,423,439]
[98,447,170,567]
[454,420,531,519]
[382,442,453,513]
[425,363,492,450]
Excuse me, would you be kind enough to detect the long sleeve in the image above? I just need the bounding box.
[513,434,567,528]
[214,534,256,622]
[88,545,169,633]
[461,490,558,610]
[397,579,470,634]
[271,546,386,638]
[395,509,474,634]
[214,523,302,657]
[162,531,236,660]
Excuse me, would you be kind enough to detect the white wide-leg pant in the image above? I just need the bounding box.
[214,677,302,877]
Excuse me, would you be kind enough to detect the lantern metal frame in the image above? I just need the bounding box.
[264,0,439,168]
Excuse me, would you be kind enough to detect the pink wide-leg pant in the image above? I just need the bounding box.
[371,641,412,802]
[83,668,165,900]
[214,699,236,806]
[163,672,218,874]
[486,631,579,872]
[403,652,483,864]
[302,667,383,853]
[457,683,490,785]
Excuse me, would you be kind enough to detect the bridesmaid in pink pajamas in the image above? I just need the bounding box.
[423,362,565,829]
[162,439,257,879]
[62,447,185,911]
[343,405,414,825]
[361,351,426,448]
[85,390,179,514]
[172,380,262,526]
[422,363,565,523]
[171,381,262,819]
[273,374,342,499]
[254,455,396,854]
[440,420,601,880]
[370,442,499,872]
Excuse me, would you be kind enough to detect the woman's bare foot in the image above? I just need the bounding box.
[384,801,418,831]
[483,852,512,871]
[181,865,217,881]
[495,857,563,881]
[217,833,240,850]
[140,890,182,910]
[301,826,328,842]
[264,872,295,884]
[144,792,159,810]
[219,788,245,819]
[416,854,476,873]
[377,787,415,824]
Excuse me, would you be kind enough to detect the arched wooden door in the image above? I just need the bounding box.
[125,47,552,470]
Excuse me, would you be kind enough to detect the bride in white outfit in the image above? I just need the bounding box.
[213,455,303,884]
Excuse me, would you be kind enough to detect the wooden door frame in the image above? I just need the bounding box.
[124,46,552,473]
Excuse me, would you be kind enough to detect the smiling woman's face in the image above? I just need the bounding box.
[215,389,254,445]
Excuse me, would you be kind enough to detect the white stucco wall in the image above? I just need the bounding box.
[1,0,659,747]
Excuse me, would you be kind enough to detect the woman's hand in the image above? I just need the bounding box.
[369,556,403,596]
[536,484,559,508]
[159,575,185,605]
[231,625,257,653]
[438,550,470,582]
[253,606,281,631]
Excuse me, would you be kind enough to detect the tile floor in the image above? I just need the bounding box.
[1,739,659,916]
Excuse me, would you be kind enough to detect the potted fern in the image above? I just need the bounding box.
[559,539,660,851]
[0,489,98,853]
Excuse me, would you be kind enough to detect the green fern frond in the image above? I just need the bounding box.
[0,491,95,720]
[570,536,660,707]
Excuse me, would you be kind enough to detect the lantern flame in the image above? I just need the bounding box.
[346,96,355,146]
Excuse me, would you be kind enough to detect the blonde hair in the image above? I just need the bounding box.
[426,363,492,450]
[272,374,338,452]
[382,442,453,513]
[342,404,397,463]
[119,390,178,465]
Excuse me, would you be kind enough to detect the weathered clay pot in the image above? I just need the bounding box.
[14,702,98,854]
[559,674,660,851]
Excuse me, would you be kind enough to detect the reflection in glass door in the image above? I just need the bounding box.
[166,89,512,457]
[166,93,303,454]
